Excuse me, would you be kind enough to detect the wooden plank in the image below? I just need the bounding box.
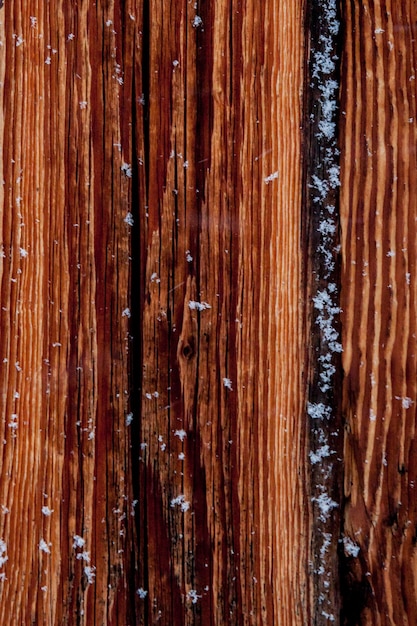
[0,3,139,624]
[340,1,417,623]
[138,1,310,624]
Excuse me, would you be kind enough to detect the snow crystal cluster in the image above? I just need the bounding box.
[187,589,202,604]
[188,300,211,311]
[39,538,51,554]
[343,536,360,558]
[73,534,95,584]
[121,162,132,178]
[0,539,7,568]
[170,494,190,513]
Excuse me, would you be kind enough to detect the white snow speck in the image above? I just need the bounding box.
[39,539,51,554]
[343,536,360,557]
[395,396,414,409]
[84,566,96,584]
[121,163,132,178]
[312,492,338,522]
[170,494,190,512]
[187,589,202,604]
[307,402,332,420]
[137,587,148,599]
[174,429,187,442]
[192,15,203,28]
[309,444,333,465]
[42,506,54,516]
[122,308,131,318]
[264,171,279,184]
[0,540,8,568]
[126,412,133,426]
[72,535,85,549]
[223,378,233,390]
[188,300,211,311]
[124,212,134,226]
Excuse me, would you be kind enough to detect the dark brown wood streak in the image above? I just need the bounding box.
[302,0,343,623]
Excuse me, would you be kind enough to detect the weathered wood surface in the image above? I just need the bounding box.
[340,1,417,624]
[139,0,308,624]
[0,0,417,624]
[0,3,139,624]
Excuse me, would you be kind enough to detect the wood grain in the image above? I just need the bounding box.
[340,1,417,623]
[0,1,314,623]
[3,0,417,624]
[0,3,139,624]
[138,1,310,624]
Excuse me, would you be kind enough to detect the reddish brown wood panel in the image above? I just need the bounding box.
[0,3,139,624]
[340,1,417,624]
[137,1,310,624]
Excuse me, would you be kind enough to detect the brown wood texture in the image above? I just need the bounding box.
[1,0,417,625]
[138,1,309,624]
[0,3,139,624]
[340,1,417,624]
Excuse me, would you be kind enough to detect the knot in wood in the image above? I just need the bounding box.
[179,338,195,361]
